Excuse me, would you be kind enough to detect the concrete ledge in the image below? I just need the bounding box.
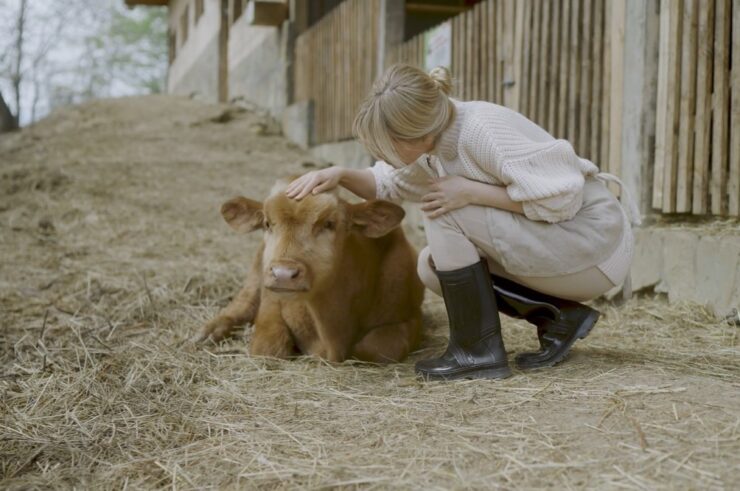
[633,226,740,317]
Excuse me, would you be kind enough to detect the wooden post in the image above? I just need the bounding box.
[502,0,516,108]
[661,0,683,212]
[608,0,625,193]
[676,0,698,212]
[376,0,405,78]
[730,0,740,216]
[711,0,731,215]
[612,0,660,214]
[218,0,229,103]
[692,0,715,214]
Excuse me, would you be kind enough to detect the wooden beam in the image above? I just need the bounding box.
[124,0,167,7]
[405,4,470,16]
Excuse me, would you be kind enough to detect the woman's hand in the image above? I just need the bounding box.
[285,166,345,200]
[421,176,473,218]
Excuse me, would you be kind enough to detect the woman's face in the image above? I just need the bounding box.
[393,134,436,165]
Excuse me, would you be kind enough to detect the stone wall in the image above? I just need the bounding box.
[632,226,740,317]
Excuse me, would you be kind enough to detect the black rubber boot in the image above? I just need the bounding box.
[415,260,511,381]
[491,275,600,369]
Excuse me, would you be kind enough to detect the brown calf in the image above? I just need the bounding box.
[197,178,425,363]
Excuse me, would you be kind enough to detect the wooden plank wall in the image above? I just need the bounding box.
[654,0,739,216]
[293,0,380,144]
[294,0,738,217]
[386,0,612,166]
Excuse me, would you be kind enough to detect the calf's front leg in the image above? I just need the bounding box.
[195,249,263,342]
[249,299,295,358]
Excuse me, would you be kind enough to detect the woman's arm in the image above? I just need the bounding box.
[339,168,376,200]
[286,166,377,200]
[464,179,524,214]
[421,175,524,218]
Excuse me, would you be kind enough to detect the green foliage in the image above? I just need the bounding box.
[0,0,169,124]
[78,4,168,97]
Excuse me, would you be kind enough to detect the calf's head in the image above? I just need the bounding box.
[220,178,405,294]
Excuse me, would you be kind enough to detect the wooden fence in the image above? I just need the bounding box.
[387,0,616,176]
[294,0,738,217]
[653,0,739,217]
[293,0,380,145]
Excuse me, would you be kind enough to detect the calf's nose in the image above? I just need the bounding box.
[271,265,300,281]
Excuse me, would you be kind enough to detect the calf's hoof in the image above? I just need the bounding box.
[194,316,235,343]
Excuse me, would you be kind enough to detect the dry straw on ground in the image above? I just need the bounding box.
[1,96,738,490]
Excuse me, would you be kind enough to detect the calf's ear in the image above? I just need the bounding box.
[350,200,405,238]
[220,197,264,233]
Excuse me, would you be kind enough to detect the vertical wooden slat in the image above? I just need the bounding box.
[730,0,740,216]
[600,0,611,169]
[502,0,516,107]
[453,14,460,97]
[590,0,603,162]
[537,0,550,125]
[458,12,467,98]
[529,0,541,119]
[557,0,571,138]
[510,0,524,111]
[489,0,497,102]
[464,10,475,100]
[609,0,625,187]
[692,0,715,214]
[567,0,581,144]
[661,0,683,212]
[711,0,731,215]
[653,0,671,209]
[480,1,488,100]
[332,10,338,141]
[547,0,561,134]
[341,2,348,137]
[519,0,531,116]
[472,2,481,100]
[578,0,592,157]
[676,0,699,212]
[496,0,504,102]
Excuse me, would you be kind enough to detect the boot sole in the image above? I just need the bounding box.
[417,364,513,381]
[515,310,601,370]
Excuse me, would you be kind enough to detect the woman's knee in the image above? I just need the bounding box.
[417,247,442,296]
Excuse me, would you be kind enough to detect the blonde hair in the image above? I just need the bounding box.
[352,64,455,167]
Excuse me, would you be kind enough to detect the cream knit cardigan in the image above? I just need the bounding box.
[370,99,641,286]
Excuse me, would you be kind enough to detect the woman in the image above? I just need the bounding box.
[285,64,640,381]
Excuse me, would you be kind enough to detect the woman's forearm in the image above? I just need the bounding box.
[339,168,377,200]
[465,180,524,215]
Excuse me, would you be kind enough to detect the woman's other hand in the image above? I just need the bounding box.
[421,176,472,218]
[285,167,345,200]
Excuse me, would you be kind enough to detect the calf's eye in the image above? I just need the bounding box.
[324,221,335,231]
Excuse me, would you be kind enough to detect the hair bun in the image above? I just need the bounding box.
[428,66,452,96]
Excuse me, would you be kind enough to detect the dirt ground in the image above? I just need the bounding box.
[1,96,738,490]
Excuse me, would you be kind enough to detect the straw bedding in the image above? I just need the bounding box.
[1,96,738,490]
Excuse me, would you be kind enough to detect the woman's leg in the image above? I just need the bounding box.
[419,206,618,371]
[415,210,510,380]
[418,245,616,302]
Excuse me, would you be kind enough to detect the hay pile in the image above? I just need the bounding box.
[2,96,738,489]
